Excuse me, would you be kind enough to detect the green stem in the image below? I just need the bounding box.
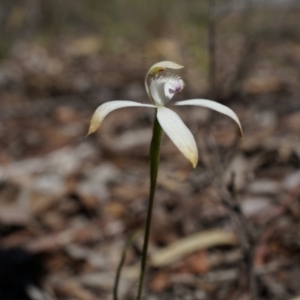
[136,110,163,300]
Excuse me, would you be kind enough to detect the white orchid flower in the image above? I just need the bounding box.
[88,61,243,168]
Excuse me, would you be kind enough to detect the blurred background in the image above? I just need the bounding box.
[0,0,300,299]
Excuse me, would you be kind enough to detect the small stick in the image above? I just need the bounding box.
[113,231,140,300]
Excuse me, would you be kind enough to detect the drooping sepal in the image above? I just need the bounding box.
[156,107,198,168]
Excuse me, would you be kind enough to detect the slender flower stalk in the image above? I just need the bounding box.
[136,112,163,300]
[87,61,243,299]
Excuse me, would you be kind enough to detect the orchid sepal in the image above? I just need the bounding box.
[175,99,243,137]
[87,101,155,136]
[157,107,198,168]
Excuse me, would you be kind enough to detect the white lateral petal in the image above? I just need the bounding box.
[145,61,184,103]
[149,77,165,105]
[87,101,155,136]
[157,107,198,168]
[175,99,243,137]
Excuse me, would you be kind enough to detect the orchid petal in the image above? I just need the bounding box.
[157,107,198,168]
[87,101,155,136]
[149,78,165,105]
[145,61,184,103]
[175,99,243,137]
